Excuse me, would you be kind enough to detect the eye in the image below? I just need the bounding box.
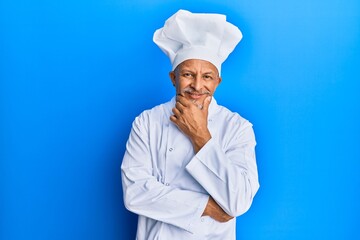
[182,72,193,78]
[203,75,213,80]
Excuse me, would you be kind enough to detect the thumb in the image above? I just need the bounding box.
[203,96,212,111]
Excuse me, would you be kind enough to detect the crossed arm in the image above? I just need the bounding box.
[121,96,258,232]
[170,95,233,222]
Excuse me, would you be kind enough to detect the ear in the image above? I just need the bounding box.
[217,76,222,85]
[169,71,176,87]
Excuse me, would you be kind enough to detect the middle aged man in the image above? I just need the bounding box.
[121,9,260,239]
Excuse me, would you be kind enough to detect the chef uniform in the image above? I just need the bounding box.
[121,9,259,240]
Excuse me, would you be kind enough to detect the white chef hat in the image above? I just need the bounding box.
[153,9,242,75]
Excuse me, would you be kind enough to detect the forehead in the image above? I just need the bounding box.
[177,59,218,74]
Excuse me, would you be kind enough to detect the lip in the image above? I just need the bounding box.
[186,92,203,100]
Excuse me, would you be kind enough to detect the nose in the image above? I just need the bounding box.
[191,75,203,91]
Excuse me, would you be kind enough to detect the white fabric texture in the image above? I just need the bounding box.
[153,9,243,74]
[121,97,259,239]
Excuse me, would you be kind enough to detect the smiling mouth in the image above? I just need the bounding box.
[186,92,204,99]
[183,90,210,99]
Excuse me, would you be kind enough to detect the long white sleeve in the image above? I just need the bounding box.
[186,119,260,217]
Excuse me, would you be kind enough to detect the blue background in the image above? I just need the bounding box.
[1,0,359,239]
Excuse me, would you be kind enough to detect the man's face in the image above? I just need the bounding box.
[169,59,222,106]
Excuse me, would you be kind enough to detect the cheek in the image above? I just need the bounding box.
[175,81,186,93]
[177,78,191,89]
[206,82,219,93]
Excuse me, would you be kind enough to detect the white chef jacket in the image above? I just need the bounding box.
[121,97,259,240]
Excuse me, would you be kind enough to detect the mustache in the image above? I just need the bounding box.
[181,87,211,95]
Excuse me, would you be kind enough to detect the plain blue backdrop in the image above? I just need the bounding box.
[1,0,359,239]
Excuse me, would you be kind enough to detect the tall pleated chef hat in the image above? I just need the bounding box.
[153,9,242,75]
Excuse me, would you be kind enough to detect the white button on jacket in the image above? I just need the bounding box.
[121,97,259,240]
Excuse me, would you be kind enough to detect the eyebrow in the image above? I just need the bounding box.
[179,69,194,73]
[179,69,216,75]
[202,71,215,75]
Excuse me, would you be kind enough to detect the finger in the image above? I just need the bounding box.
[175,101,185,113]
[172,107,181,117]
[202,96,212,111]
[170,115,178,123]
[176,94,190,107]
